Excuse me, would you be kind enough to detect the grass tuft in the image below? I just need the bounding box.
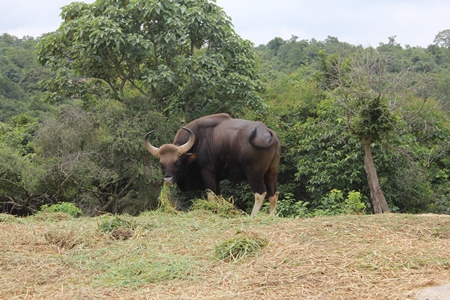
[0,213,23,223]
[98,215,135,240]
[97,254,200,286]
[32,211,72,222]
[191,192,243,217]
[214,231,268,262]
[158,184,177,213]
[44,227,82,250]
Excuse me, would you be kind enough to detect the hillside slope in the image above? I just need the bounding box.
[1,212,449,299]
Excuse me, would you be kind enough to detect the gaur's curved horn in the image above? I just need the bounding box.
[144,130,160,158]
[178,127,195,155]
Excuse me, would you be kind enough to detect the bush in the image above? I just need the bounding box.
[313,189,365,216]
[344,191,366,214]
[273,193,310,218]
[272,190,366,218]
[40,202,82,217]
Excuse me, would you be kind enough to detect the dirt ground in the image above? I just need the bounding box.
[1,212,450,299]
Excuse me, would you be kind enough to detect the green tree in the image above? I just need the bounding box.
[30,98,171,215]
[36,0,264,118]
[318,49,430,213]
[0,115,42,214]
[433,29,450,48]
[261,66,320,200]
[0,34,54,122]
[295,98,367,206]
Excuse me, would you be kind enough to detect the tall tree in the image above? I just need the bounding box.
[434,29,450,48]
[36,0,264,118]
[319,49,430,213]
[0,114,41,214]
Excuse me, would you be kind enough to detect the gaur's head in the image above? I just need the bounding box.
[144,128,196,185]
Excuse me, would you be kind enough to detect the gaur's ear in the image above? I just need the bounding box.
[186,153,197,163]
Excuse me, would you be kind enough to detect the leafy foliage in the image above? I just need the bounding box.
[40,202,82,217]
[314,189,366,216]
[259,36,450,214]
[273,193,310,218]
[434,29,450,48]
[274,190,365,218]
[2,10,450,216]
[295,97,366,204]
[0,34,53,122]
[36,0,264,118]
[0,115,47,215]
[30,100,169,215]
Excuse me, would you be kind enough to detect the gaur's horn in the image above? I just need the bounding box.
[144,130,160,158]
[178,127,195,155]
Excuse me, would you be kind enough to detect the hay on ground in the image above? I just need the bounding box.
[0,213,449,299]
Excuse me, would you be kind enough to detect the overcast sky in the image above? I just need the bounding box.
[1,0,449,47]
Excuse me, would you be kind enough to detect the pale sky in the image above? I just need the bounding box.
[1,0,449,48]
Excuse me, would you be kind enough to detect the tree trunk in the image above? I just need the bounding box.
[363,138,390,214]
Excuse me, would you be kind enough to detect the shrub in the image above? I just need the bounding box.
[273,192,310,218]
[344,191,366,214]
[313,189,345,216]
[273,190,366,218]
[40,202,82,217]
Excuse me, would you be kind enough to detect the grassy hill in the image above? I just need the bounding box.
[1,211,449,299]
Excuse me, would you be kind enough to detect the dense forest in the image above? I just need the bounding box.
[1,0,450,216]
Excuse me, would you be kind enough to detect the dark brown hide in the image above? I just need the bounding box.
[144,113,281,214]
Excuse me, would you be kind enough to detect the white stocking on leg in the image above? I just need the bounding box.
[251,192,267,216]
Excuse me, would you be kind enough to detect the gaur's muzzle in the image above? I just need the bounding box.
[164,175,174,186]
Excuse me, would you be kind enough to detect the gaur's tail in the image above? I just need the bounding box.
[249,123,276,148]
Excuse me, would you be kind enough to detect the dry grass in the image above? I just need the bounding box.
[0,212,449,299]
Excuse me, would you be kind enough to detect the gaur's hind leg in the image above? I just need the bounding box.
[246,174,267,216]
[268,191,279,215]
[251,192,267,216]
[264,167,279,215]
